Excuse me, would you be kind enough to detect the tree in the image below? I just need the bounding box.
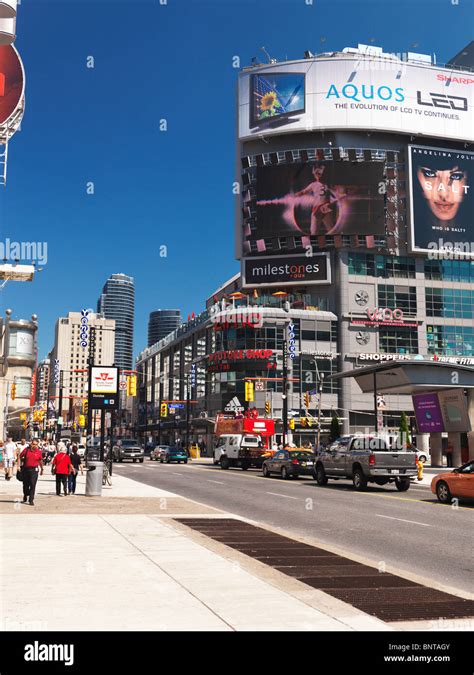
[329,415,341,442]
[399,411,411,448]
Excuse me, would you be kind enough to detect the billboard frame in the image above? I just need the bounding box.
[241,252,331,288]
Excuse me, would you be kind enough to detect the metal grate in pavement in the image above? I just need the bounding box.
[176,517,474,623]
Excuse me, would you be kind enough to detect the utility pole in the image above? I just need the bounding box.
[56,370,64,440]
[86,327,96,455]
[317,372,324,450]
[184,373,190,453]
[282,331,289,447]
[3,380,10,441]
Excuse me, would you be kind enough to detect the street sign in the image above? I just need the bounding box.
[255,381,264,391]
[89,366,119,410]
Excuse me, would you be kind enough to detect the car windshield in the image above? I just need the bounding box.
[170,448,185,454]
[121,440,140,447]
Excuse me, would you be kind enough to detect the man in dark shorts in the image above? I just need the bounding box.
[68,445,83,495]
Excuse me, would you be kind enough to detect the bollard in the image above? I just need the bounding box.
[85,461,103,496]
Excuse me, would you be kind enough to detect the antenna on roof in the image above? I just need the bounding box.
[261,46,276,64]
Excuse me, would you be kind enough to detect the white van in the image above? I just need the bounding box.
[213,434,265,470]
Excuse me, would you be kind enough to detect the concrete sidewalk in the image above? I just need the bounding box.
[0,470,392,632]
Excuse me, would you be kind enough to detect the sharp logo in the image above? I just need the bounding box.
[417,91,468,111]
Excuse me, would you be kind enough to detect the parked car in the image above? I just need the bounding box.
[405,443,430,464]
[262,449,315,479]
[213,433,265,470]
[150,445,171,461]
[431,460,474,504]
[112,439,144,463]
[159,446,188,464]
[314,434,418,491]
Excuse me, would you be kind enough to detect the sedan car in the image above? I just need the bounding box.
[159,446,188,464]
[431,460,474,504]
[150,445,171,461]
[262,449,315,479]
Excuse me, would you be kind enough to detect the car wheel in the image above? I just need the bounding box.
[315,463,328,485]
[184,460,188,464]
[395,478,410,492]
[220,456,230,470]
[139,459,144,463]
[352,468,367,491]
[241,461,250,471]
[133,459,136,463]
[262,464,270,478]
[281,466,289,480]
[436,480,452,504]
[166,459,171,464]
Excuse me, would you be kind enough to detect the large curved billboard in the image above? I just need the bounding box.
[239,58,473,142]
[0,44,24,130]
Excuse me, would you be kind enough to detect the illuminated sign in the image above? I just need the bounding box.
[351,307,419,328]
[288,322,296,360]
[89,366,119,410]
[79,309,90,348]
[242,254,331,286]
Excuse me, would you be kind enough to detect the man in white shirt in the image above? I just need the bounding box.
[4,437,17,480]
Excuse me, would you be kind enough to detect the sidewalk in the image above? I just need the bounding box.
[0,469,395,632]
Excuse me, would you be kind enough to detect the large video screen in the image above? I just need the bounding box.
[250,72,305,128]
[254,161,385,239]
[408,145,474,256]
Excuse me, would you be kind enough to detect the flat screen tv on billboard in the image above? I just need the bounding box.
[408,145,474,256]
[250,72,305,128]
[254,161,385,239]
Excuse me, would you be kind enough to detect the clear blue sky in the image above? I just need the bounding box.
[1,0,473,360]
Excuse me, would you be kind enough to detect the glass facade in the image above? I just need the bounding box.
[378,285,417,315]
[424,259,474,282]
[379,327,419,354]
[427,325,474,356]
[348,253,416,279]
[148,310,181,347]
[97,273,135,370]
[426,288,474,319]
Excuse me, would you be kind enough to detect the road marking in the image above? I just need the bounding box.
[266,492,299,500]
[172,473,184,476]
[207,480,225,485]
[376,514,431,527]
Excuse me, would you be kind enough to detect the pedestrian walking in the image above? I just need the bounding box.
[68,445,82,495]
[0,441,4,476]
[52,442,73,496]
[4,436,16,480]
[19,439,44,506]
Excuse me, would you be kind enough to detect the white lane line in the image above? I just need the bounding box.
[172,472,184,476]
[207,480,225,485]
[376,514,431,527]
[266,492,299,500]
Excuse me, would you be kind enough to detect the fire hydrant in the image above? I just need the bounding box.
[417,459,424,482]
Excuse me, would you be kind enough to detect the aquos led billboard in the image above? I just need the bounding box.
[238,58,474,142]
[408,145,474,257]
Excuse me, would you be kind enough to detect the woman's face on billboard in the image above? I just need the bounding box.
[417,165,467,221]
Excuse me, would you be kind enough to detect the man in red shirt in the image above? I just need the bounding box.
[19,439,44,506]
[52,442,74,496]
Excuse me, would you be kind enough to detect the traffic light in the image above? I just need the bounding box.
[245,381,254,402]
[160,403,168,418]
[10,383,16,400]
[82,400,89,415]
[127,375,137,397]
[300,417,307,427]
[307,418,313,428]
[79,415,86,428]
[304,391,310,409]
[265,400,271,415]
[289,418,295,430]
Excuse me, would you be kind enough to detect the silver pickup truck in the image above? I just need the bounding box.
[314,435,417,491]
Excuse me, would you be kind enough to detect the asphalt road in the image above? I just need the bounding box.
[113,459,474,594]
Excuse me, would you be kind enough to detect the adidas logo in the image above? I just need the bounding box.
[225,397,244,412]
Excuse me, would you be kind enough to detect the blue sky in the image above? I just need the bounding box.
[1,0,473,360]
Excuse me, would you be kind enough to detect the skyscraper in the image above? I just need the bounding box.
[148,309,181,347]
[97,273,135,369]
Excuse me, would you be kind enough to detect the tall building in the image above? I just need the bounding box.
[136,42,474,465]
[49,311,115,424]
[97,273,135,369]
[148,310,181,347]
[35,357,50,405]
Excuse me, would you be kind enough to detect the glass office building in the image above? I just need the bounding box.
[97,273,135,370]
